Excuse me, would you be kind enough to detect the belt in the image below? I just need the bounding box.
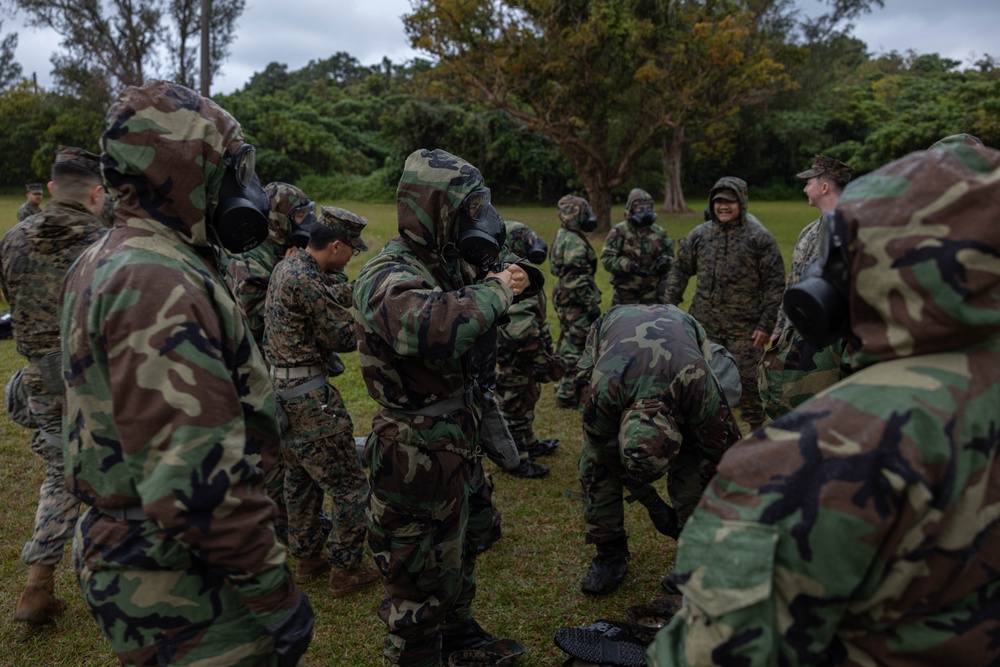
[395,387,473,417]
[96,506,148,521]
[269,364,325,380]
[275,375,328,401]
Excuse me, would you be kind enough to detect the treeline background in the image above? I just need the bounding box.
[1,2,998,217]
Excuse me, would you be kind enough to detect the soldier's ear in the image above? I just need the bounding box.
[46,181,55,197]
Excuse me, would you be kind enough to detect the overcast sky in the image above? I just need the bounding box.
[7,0,1000,95]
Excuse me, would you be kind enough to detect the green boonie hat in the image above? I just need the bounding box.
[25,183,43,193]
[711,189,738,202]
[317,205,369,252]
[796,155,854,187]
[53,145,102,178]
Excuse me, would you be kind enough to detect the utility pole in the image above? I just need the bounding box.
[200,0,210,96]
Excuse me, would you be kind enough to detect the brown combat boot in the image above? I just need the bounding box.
[329,564,379,599]
[14,563,66,624]
[293,557,330,584]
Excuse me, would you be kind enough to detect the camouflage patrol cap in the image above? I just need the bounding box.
[52,145,102,179]
[316,205,369,252]
[710,188,738,202]
[624,187,654,216]
[557,194,591,225]
[837,143,1000,367]
[796,155,854,187]
[25,183,43,194]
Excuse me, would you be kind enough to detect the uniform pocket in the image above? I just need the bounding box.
[675,518,779,617]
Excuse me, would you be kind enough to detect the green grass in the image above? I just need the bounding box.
[0,194,813,666]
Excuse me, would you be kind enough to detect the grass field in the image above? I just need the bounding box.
[0,193,813,666]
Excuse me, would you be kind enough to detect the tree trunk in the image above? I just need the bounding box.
[579,171,614,235]
[661,128,692,213]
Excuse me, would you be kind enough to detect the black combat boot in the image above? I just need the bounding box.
[526,437,560,458]
[440,618,497,659]
[507,458,549,478]
[581,537,630,596]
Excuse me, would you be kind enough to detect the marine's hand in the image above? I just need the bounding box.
[487,263,530,295]
[752,329,769,350]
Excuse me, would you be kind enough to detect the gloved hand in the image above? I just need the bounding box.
[326,351,346,377]
[266,593,315,667]
[655,256,672,275]
[628,260,652,277]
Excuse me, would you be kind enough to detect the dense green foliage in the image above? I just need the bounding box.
[0,4,997,207]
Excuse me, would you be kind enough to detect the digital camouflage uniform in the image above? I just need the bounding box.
[495,220,559,458]
[649,143,1000,666]
[575,304,741,545]
[551,195,602,406]
[0,170,106,573]
[226,182,342,539]
[354,149,530,666]
[61,81,306,666]
[263,207,369,573]
[227,182,328,346]
[665,177,785,429]
[600,188,675,305]
[759,217,852,420]
[17,196,42,222]
[761,157,855,420]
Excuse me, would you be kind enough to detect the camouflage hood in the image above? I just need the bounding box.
[101,80,245,249]
[837,143,1000,369]
[708,177,748,226]
[396,148,486,267]
[557,195,594,233]
[262,181,311,249]
[624,188,654,218]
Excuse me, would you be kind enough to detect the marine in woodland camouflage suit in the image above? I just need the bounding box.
[495,219,561,478]
[665,177,785,430]
[0,147,107,624]
[574,304,741,596]
[263,205,378,596]
[17,182,44,222]
[551,194,602,408]
[600,188,675,305]
[61,81,312,666]
[354,148,537,666]
[649,142,1000,666]
[759,156,855,420]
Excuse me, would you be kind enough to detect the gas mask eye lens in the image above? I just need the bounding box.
[461,187,492,221]
[226,143,256,189]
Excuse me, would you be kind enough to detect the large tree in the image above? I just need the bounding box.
[0,21,23,89]
[4,0,243,94]
[405,0,792,223]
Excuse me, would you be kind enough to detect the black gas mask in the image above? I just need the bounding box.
[525,235,548,265]
[579,210,598,233]
[783,211,852,348]
[210,143,270,254]
[457,187,507,268]
[289,201,318,249]
[629,201,658,228]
